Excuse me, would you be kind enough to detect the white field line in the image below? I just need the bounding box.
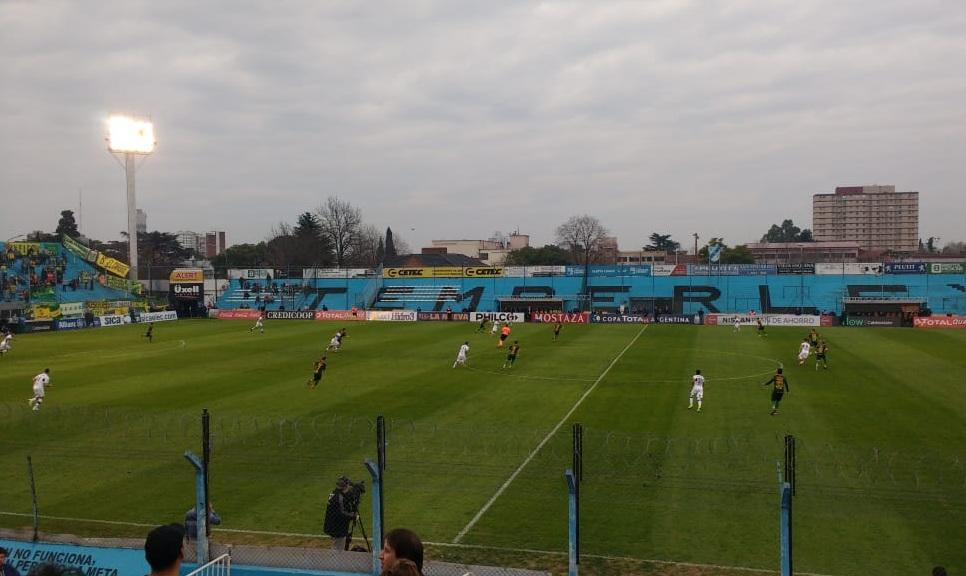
[0,511,838,576]
[452,325,648,544]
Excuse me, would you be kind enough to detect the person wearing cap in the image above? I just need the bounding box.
[323,477,358,550]
[144,523,185,576]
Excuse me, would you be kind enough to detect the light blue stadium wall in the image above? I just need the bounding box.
[217,274,966,315]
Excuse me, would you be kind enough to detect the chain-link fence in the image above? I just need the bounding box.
[1,405,964,575]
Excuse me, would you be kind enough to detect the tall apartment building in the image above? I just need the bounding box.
[204,231,226,258]
[812,185,919,253]
[177,230,227,258]
[136,209,147,234]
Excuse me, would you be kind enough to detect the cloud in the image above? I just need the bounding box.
[1,0,965,251]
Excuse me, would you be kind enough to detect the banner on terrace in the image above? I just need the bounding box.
[503,265,566,277]
[928,262,965,274]
[652,264,688,276]
[61,235,98,262]
[101,273,142,294]
[814,262,884,275]
[776,263,816,274]
[6,241,61,256]
[383,267,505,278]
[59,302,85,317]
[688,264,776,275]
[228,268,274,279]
[302,268,372,279]
[564,265,651,277]
[95,253,130,278]
[883,262,927,274]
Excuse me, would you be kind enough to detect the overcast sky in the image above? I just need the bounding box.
[2,0,965,252]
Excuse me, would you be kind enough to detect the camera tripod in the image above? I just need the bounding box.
[345,511,371,552]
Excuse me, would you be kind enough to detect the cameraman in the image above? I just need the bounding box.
[324,477,358,550]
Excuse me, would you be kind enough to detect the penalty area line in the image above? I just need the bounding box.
[452,325,648,544]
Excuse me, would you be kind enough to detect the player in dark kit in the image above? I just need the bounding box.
[756,318,767,337]
[553,323,562,341]
[807,328,819,347]
[762,368,789,415]
[143,323,154,343]
[503,341,520,368]
[814,340,829,370]
[476,318,488,333]
[307,356,327,388]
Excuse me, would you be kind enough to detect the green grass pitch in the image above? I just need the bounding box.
[0,319,963,575]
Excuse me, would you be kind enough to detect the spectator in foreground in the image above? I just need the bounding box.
[144,523,185,576]
[379,528,424,575]
[381,558,421,576]
[1,547,22,576]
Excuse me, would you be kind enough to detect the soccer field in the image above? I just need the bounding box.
[0,319,963,575]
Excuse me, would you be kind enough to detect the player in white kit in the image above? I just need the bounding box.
[0,332,12,357]
[490,321,499,336]
[250,314,264,334]
[733,318,741,334]
[797,339,811,365]
[29,368,51,412]
[453,341,470,368]
[688,369,705,412]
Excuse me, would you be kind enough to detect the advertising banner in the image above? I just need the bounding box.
[433,267,465,278]
[708,313,826,327]
[170,268,205,283]
[383,267,428,279]
[28,304,60,321]
[418,311,471,321]
[842,316,902,327]
[215,309,261,320]
[884,262,927,274]
[22,320,54,332]
[136,311,178,323]
[688,264,777,276]
[265,310,315,320]
[565,265,651,277]
[815,262,884,275]
[0,537,149,576]
[590,313,650,324]
[503,265,566,277]
[651,264,686,276]
[531,312,590,324]
[367,310,418,322]
[229,268,274,280]
[94,314,131,327]
[170,283,203,300]
[776,263,816,274]
[655,314,696,324]
[469,311,526,323]
[55,317,87,330]
[302,268,372,279]
[95,253,130,278]
[314,310,365,321]
[928,262,965,274]
[913,316,966,328]
[463,266,504,278]
[59,302,85,317]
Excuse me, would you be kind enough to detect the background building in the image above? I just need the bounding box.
[204,231,226,258]
[746,241,861,263]
[426,233,530,266]
[812,185,919,253]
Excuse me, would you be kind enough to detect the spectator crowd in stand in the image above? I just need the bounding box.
[2,245,101,303]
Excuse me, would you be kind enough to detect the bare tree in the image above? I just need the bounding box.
[315,197,363,268]
[555,215,609,265]
[350,224,382,267]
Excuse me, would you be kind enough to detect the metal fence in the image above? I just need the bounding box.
[1,405,963,575]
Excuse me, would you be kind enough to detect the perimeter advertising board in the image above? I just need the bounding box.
[135,311,178,323]
[688,264,777,276]
[366,310,418,322]
[531,312,590,323]
[266,310,315,320]
[215,309,261,320]
[94,314,131,327]
[843,316,902,327]
[815,263,884,275]
[590,313,649,324]
[418,311,470,321]
[314,310,365,321]
[913,315,966,328]
[469,311,525,323]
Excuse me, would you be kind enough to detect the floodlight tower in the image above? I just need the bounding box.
[107,115,155,282]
